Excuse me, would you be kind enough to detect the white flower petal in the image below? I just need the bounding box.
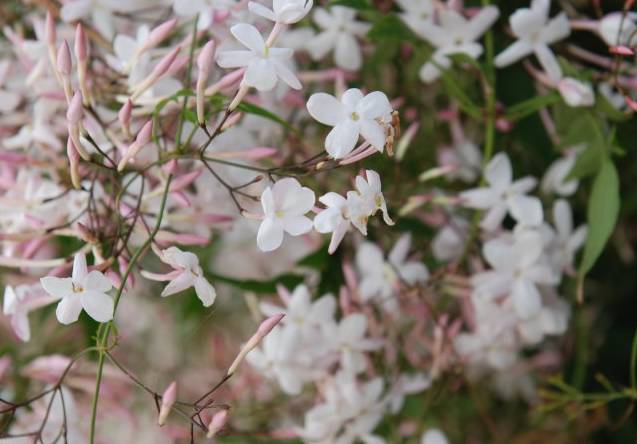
[56,296,83,325]
[307,93,343,126]
[257,217,284,252]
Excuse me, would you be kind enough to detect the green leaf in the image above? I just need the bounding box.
[329,0,373,9]
[152,88,194,118]
[595,92,632,123]
[367,14,419,43]
[579,158,620,275]
[236,101,298,133]
[566,143,605,180]
[449,53,482,72]
[505,93,561,121]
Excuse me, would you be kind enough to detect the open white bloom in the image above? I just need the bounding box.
[249,0,313,24]
[357,234,429,312]
[314,192,351,254]
[396,0,435,34]
[306,6,371,71]
[173,0,237,29]
[422,429,449,444]
[260,284,336,340]
[494,0,570,81]
[415,6,500,83]
[460,153,542,231]
[307,89,393,159]
[558,77,595,107]
[3,284,60,342]
[598,12,637,46]
[541,151,579,196]
[157,247,216,307]
[217,24,301,91]
[327,314,380,373]
[257,178,315,252]
[40,253,114,324]
[354,170,394,226]
[547,199,587,273]
[105,25,150,72]
[472,230,558,319]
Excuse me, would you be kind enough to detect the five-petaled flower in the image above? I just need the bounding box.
[40,253,114,324]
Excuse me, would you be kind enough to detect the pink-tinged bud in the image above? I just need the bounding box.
[162,159,179,174]
[610,45,635,56]
[66,91,83,123]
[74,24,89,61]
[158,381,177,426]
[170,169,202,192]
[141,19,178,54]
[197,40,216,75]
[56,40,72,75]
[45,11,56,46]
[257,313,284,337]
[67,137,81,189]
[227,314,285,376]
[118,99,133,134]
[135,120,153,145]
[151,46,181,79]
[206,410,229,438]
[205,68,245,96]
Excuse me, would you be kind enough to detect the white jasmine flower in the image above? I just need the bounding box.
[249,0,313,24]
[306,6,371,71]
[598,12,637,46]
[314,192,352,254]
[157,247,217,307]
[416,6,500,83]
[307,88,393,159]
[354,170,394,226]
[541,151,580,196]
[173,0,237,29]
[494,0,570,81]
[357,234,428,312]
[217,23,301,91]
[329,314,380,373]
[396,0,435,34]
[3,284,60,342]
[558,77,595,107]
[257,178,315,252]
[472,230,559,319]
[547,199,587,273]
[460,153,543,231]
[40,253,114,324]
[422,429,449,444]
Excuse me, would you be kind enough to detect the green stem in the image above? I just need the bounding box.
[88,175,173,443]
[175,16,199,153]
[630,328,637,389]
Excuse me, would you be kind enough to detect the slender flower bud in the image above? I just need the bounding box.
[138,19,178,55]
[57,40,73,102]
[196,40,216,125]
[66,91,83,124]
[56,40,72,76]
[67,137,81,189]
[118,99,133,137]
[205,68,245,96]
[45,11,56,46]
[74,24,89,62]
[206,410,229,438]
[158,381,177,426]
[228,84,250,111]
[227,313,284,376]
[117,120,153,172]
[131,46,181,100]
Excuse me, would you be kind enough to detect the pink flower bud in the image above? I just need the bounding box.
[257,313,285,337]
[66,91,83,123]
[227,313,285,376]
[170,169,202,192]
[151,46,181,79]
[45,11,56,46]
[118,99,133,132]
[197,40,216,76]
[610,45,635,56]
[56,40,72,75]
[162,159,179,174]
[206,410,229,438]
[158,381,177,426]
[74,24,89,62]
[67,137,81,189]
[135,120,153,145]
[142,19,178,53]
